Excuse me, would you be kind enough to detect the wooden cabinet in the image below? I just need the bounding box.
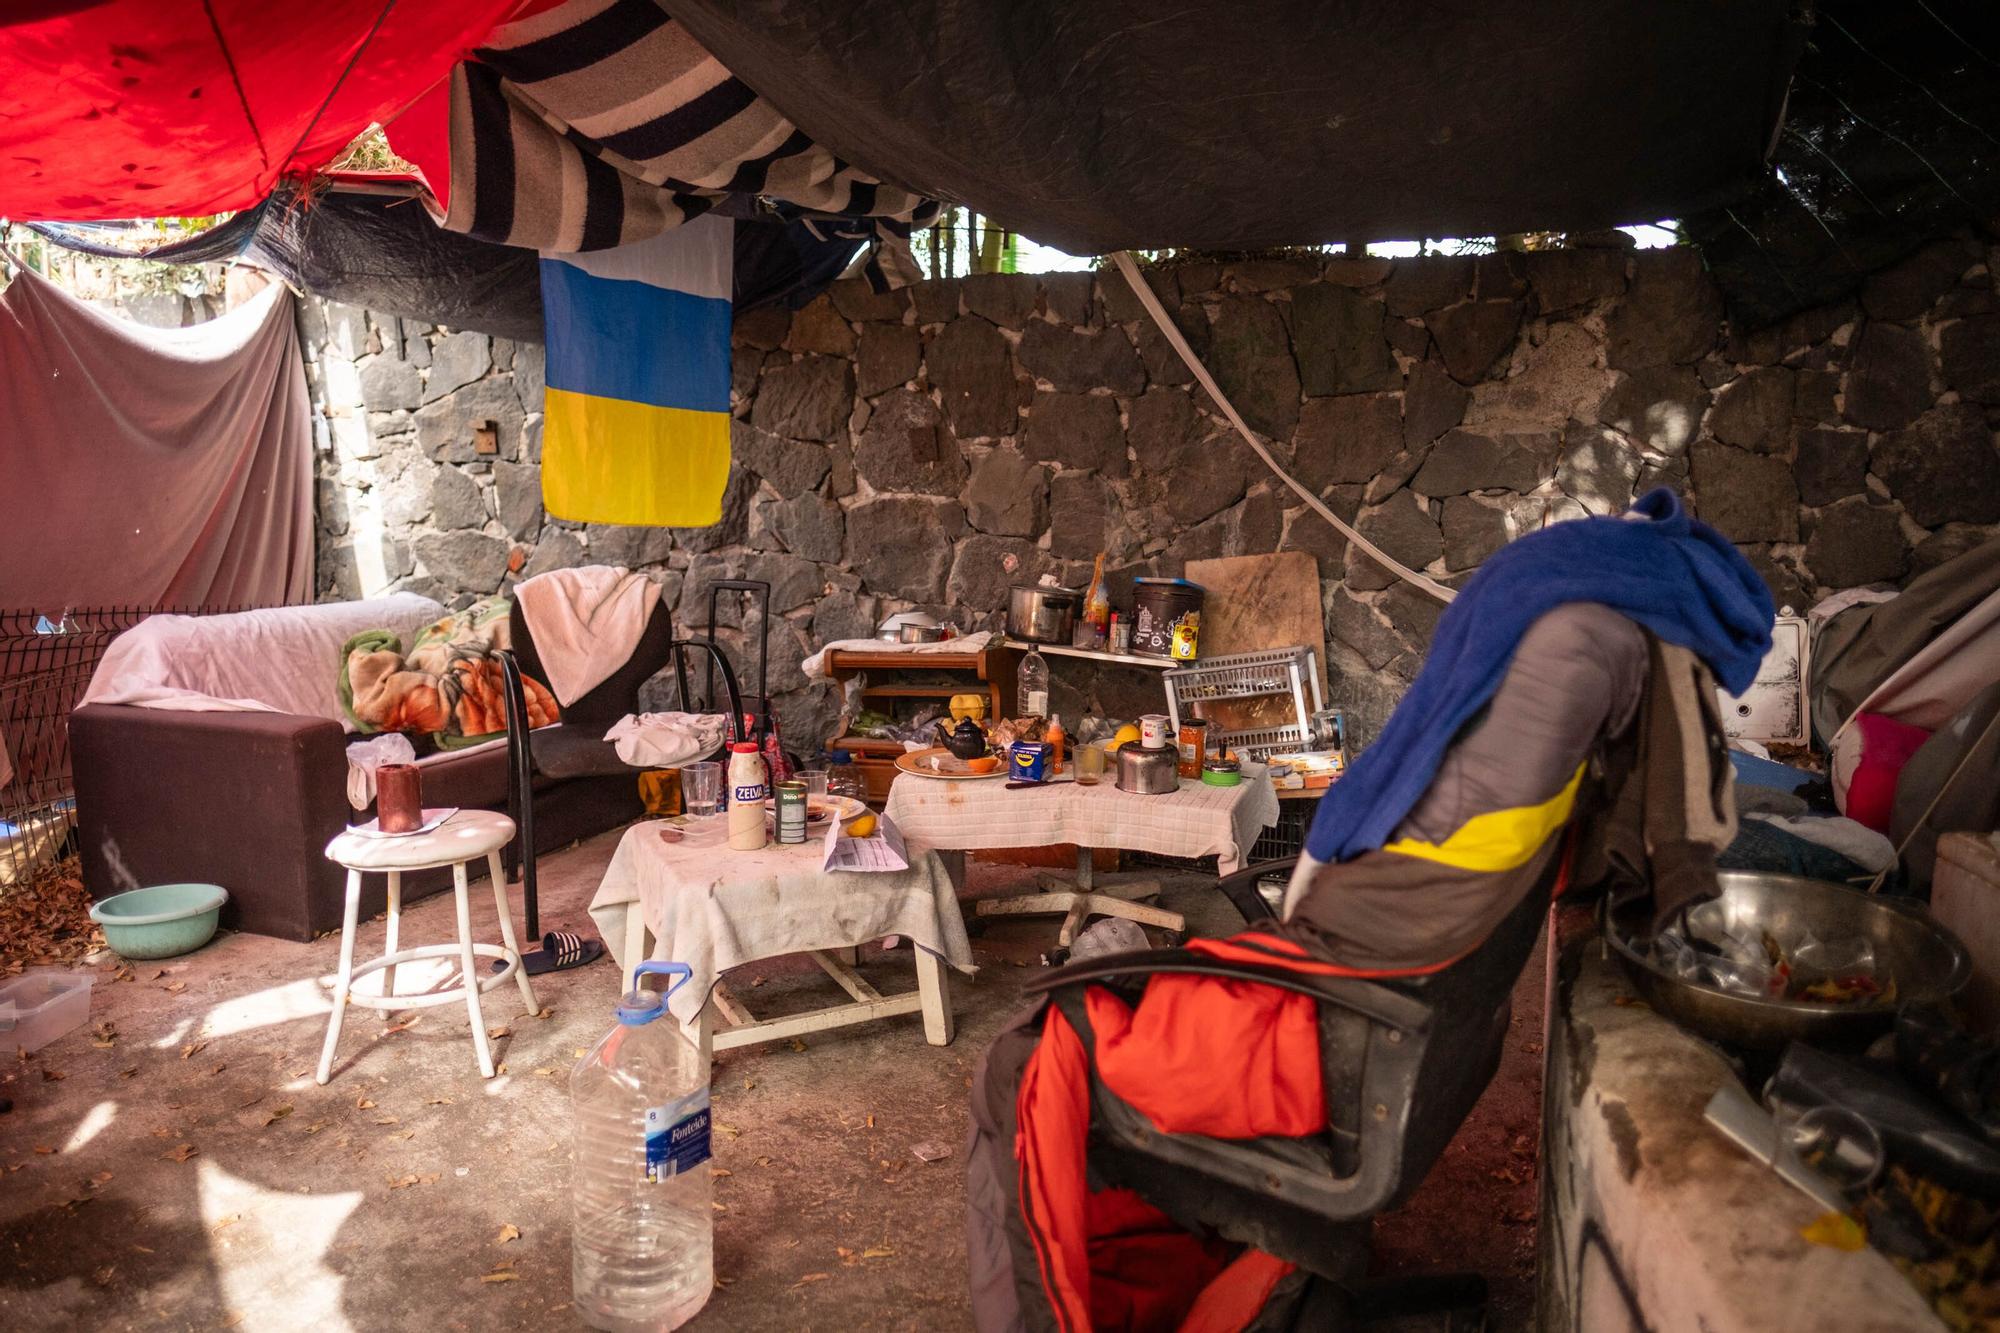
[822,647,1013,807]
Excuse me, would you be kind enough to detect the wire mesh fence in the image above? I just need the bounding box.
[0,605,256,883]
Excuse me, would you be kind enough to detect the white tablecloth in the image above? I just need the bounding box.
[588,818,976,1025]
[884,767,1279,874]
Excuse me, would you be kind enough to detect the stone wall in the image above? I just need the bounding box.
[304,237,2000,748]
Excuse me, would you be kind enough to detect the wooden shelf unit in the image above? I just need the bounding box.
[821,646,1014,806]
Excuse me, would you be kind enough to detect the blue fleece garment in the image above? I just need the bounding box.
[1305,489,1773,863]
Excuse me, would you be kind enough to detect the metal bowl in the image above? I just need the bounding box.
[1606,871,1971,1050]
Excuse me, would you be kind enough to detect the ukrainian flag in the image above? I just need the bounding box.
[539,214,734,527]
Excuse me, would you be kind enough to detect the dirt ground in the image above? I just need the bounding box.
[0,833,1542,1331]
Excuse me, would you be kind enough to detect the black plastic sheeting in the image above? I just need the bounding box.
[33,185,864,343]
[664,0,1806,256]
[1684,0,2000,330]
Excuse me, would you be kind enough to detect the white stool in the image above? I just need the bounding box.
[317,809,537,1083]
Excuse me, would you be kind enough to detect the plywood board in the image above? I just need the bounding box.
[1184,551,1328,732]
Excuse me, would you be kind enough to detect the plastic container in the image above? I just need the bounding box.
[572,962,713,1332]
[1130,577,1205,661]
[0,970,94,1054]
[88,882,228,959]
[726,742,768,851]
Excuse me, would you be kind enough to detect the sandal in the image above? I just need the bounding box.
[493,929,605,976]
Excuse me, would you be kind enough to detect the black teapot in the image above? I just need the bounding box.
[933,716,989,761]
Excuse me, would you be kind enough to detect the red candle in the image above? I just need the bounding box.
[376,763,423,833]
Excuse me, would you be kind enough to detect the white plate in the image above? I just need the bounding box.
[762,793,866,825]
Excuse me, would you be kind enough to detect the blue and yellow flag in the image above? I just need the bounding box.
[539,215,733,527]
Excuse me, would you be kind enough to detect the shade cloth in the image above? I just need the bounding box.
[0,267,314,612]
[884,769,1277,875]
[588,817,976,1026]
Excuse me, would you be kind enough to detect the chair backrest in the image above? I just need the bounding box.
[507,598,677,729]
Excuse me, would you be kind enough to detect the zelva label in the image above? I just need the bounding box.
[643,1088,712,1181]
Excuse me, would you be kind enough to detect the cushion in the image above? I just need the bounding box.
[79,593,446,728]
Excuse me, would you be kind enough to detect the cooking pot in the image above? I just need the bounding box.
[899,623,947,643]
[1115,743,1180,795]
[877,610,941,643]
[1008,584,1081,644]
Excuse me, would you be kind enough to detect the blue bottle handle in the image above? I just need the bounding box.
[632,960,692,999]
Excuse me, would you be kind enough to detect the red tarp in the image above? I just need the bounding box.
[0,1,524,220]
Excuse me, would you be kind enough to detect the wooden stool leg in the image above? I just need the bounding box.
[455,861,496,1078]
[487,850,540,1015]
[380,870,402,1000]
[915,947,954,1046]
[316,869,365,1085]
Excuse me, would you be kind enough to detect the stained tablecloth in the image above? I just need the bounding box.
[588,817,976,1025]
[884,766,1279,873]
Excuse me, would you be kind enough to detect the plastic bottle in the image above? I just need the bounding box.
[826,749,867,803]
[1081,553,1111,647]
[1046,713,1066,775]
[1018,648,1050,718]
[726,742,768,850]
[572,962,713,1332]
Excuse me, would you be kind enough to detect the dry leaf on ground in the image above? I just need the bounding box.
[180,1042,206,1060]
[41,1068,64,1082]
[486,1025,511,1040]
[355,1096,376,1110]
[791,1272,829,1289]
[480,1260,519,1284]
[260,1104,294,1128]
[90,1024,116,1048]
[495,1224,521,1245]
[163,1143,197,1163]
[164,981,187,994]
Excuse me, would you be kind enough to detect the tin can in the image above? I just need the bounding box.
[1008,741,1051,783]
[1108,612,1132,655]
[775,780,808,844]
[1139,713,1172,749]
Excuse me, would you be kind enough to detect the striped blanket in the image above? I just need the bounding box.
[442,0,938,263]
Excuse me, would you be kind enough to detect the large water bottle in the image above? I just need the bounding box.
[572,962,713,1331]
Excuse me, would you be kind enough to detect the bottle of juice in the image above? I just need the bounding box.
[1047,713,1066,775]
[1081,554,1111,647]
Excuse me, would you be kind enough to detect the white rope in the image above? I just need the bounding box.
[1112,250,1455,604]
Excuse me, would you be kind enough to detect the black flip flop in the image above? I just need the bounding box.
[492,929,605,975]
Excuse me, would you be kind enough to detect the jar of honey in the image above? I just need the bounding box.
[1176,719,1209,779]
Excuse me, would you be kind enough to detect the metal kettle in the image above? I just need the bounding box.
[933,717,989,761]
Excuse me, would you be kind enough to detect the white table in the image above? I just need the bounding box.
[885,768,1280,945]
[318,809,538,1083]
[588,817,976,1053]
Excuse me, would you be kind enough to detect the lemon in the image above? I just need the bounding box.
[1111,724,1142,751]
[843,812,878,838]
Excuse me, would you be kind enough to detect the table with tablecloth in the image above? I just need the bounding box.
[587,816,976,1049]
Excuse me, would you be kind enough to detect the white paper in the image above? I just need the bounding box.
[821,811,910,873]
[348,806,459,839]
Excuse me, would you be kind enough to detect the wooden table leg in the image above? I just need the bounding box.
[915,947,954,1046]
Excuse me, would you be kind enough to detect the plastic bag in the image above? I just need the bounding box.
[345,733,417,810]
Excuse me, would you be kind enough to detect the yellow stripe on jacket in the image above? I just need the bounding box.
[541,387,730,528]
[1380,764,1585,873]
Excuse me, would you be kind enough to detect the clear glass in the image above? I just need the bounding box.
[682,762,722,818]
[1075,743,1106,785]
[800,769,829,802]
[572,1016,713,1331]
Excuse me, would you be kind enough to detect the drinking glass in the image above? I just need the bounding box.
[800,769,829,802]
[683,761,723,818]
[1075,743,1106,786]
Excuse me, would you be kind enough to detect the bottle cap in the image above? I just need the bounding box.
[831,749,852,763]
[729,741,758,753]
[615,990,667,1026]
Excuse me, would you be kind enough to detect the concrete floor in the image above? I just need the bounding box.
[0,834,1543,1331]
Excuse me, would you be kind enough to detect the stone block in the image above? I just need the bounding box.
[1861,239,1979,320]
[1733,543,1807,611]
[767,492,845,564]
[1426,300,1524,384]
[521,528,586,578]
[1132,305,1206,386]
[1292,285,1399,396]
[1283,487,1364,571]
[1557,421,1643,516]
[1096,265,1177,324]
[1292,394,1402,490]
[1403,360,1471,449]
[1441,495,1510,570]
[1204,295,1301,439]
[512,341,545,414]
[732,419,833,497]
[1225,258,1321,293]
[1597,364,1708,456]
[812,590,879,646]
[854,389,968,494]
[856,323,923,397]
[493,461,543,539]
[1804,498,1909,589]
[1126,389,1206,471]
[911,277,962,325]
[431,465,487,531]
[1792,429,1868,507]
[1605,248,1722,368]
[1912,524,1994,579]
[1021,392,1128,477]
[960,273,1040,328]
[1049,472,1112,560]
[1941,314,2000,404]
[742,551,825,612]
[669,468,751,553]
[749,354,853,443]
[948,533,1053,609]
[1412,429,1551,496]
[1383,256,1473,317]
[1793,368,1840,424]
[585,523,676,568]
[1705,365,1795,453]
[964,447,1049,536]
[784,295,855,356]
[422,331,490,404]
[1040,273,1095,325]
[1874,403,2000,527]
[1690,441,1799,542]
[1342,491,1442,592]
[1018,320,1146,396]
[1380,581,1447,647]
[415,529,508,592]
[358,354,422,413]
[416,377,527,462]
[1843,322,1932,431]
[927,318,1022,438]
[828,278,909,323]
[733,304,791,349]
[731,346,762,402]
[1476,251,1528,300]
[844,497,965,601]
[1326,589,1405,670]
[1526,248,1627,315]
[1323,256,1393,287]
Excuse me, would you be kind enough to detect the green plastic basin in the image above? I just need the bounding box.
[89,883,229,960]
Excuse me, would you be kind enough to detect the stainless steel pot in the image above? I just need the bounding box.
[898,623,946,644]
[1115,743,1180,795]
[1606,871,1971,1051]
[1008,584,1081,644]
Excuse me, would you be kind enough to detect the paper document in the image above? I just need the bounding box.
[821,812,910,873]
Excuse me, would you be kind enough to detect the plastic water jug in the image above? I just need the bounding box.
[572,962,713,1331]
